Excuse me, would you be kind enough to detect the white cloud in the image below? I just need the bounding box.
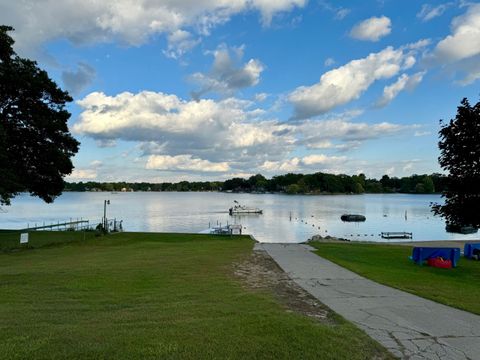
[384,167,395,176]
[66,169,97,181]
[289,46,415,119]
[251,0,307,25]
[146,154,229,172]
[2,0,306,58]
[163,30,200,59]
[260,158,301,172]
[302,154,347,165]
[74,91,417,177]
[376,72,426,107]
[350,16,391,42]
[254,92,268,102]
[433,4,480,63]
[296,118,411,150]
[260,154,348,174]
[74,91,294,172]
[90,160,103,168]
[319,2,350,20]
[407,38,432,50]
[414,130,432,137]
[190,45,264,98]
[335,8,351,20]
[417,3,452,22]
[428,4,480,85]
[324,57,335,66]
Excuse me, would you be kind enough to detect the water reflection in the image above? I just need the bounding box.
[0,192,478,243]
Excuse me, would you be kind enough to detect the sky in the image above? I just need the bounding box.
[1,0,480,182]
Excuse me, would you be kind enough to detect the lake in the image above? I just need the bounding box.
[0,192,478,243]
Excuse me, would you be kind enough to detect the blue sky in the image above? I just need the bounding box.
[2,0,480,182]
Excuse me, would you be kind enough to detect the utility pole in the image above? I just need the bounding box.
[103,199,110,232]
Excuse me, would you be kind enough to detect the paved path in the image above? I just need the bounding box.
[256,243,480,360]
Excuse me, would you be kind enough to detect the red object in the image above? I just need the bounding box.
[427,257,452,269]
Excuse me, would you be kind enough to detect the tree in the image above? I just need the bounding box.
[0,26,79,205]
[432,98,480,227]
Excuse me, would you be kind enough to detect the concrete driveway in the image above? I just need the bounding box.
[256,243,480,360]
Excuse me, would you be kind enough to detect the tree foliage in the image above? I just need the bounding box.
[432,98,480,227]
[0,26,79,205]
[64,172,446,195]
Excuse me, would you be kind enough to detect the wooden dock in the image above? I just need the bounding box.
[381,232,413,239]
[24,219,90,231]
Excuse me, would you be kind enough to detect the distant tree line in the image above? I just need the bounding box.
[64,172,446,195]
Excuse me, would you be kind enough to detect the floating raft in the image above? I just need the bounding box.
[340,214,366,222]
[381,232,412,239]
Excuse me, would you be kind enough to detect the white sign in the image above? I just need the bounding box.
[20,233,29,244]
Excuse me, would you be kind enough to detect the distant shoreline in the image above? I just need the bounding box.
[62,189,442,195]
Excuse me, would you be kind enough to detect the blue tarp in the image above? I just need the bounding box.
[464,243,480,259]
[412,247,461,267]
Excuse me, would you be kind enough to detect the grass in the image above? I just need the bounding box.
[0,230,97,252]
[0,232,392,359]
[311,242,480,315]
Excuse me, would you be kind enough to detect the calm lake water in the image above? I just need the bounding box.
[0,192,478,243]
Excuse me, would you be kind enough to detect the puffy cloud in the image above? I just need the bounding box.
[251,0,307,25]
[433,4,480,63]
[74,91,294,172]
[260,154,347,174]
[146,154,229,172]
[190,45,264,98]
[376,72,425,107]
[260,158,300,172]
[61,62,96,95]
[417,3,452,22]
[295,118,410,150]
[163,30,200,59]
[1,0,306,57]
[74,90,415,176]
[427,4,480,85]
[66,169,97,180]
[289,46,415,119]
[350,16,391,42]
[302,154,347,165]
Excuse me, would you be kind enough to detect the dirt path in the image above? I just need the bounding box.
[232,248,335,324]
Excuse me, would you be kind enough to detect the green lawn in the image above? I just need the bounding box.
[0,230,97,252]
[311,242,480,315]
[0,232,391,359]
